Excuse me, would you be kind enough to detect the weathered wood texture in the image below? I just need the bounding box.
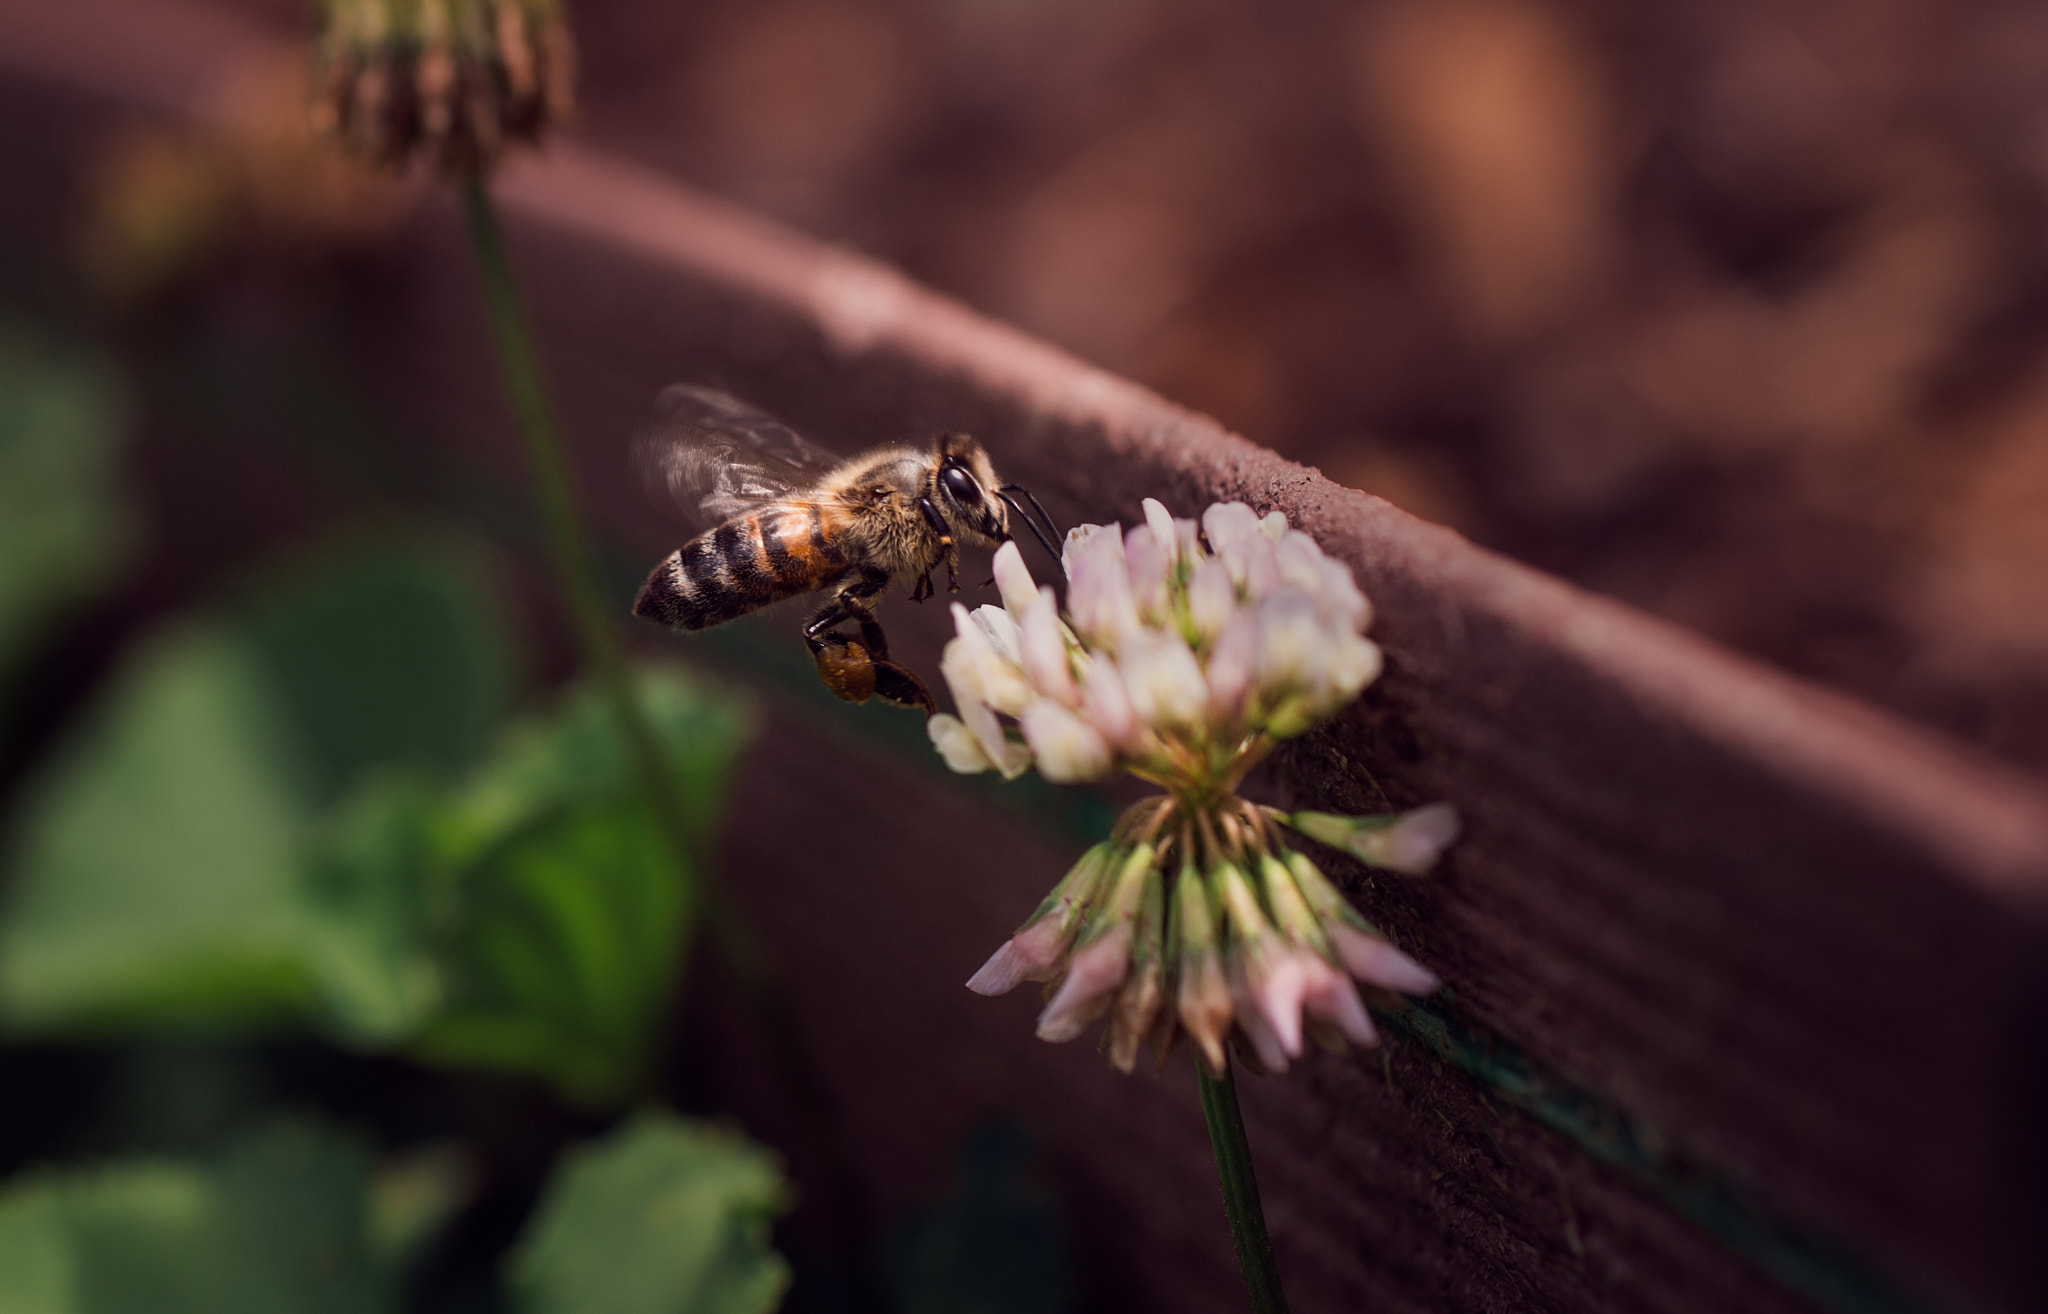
[4,2,2047,1311]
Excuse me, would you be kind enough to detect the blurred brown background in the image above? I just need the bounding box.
[231,0,2048,775]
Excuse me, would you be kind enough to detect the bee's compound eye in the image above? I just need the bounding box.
[939,462,981,506]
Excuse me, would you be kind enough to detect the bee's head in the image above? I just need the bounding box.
[932,434,1066,565]
[931,435,1010,546]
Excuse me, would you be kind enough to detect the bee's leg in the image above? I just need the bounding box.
[845,611,934,713]
[804,612,877,702]
[910,570,934,603]
[802,569,891,649]
[803,569,937,712]
[916,496,963,593]
[869,660,936,715]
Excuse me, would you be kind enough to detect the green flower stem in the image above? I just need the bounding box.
[456,175,764,984]
[1198,1058,1292,1314]
[458,175,885,1312]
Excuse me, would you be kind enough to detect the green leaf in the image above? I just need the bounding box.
[0,1119,402,1314]
[0,1186,72,1314]
[509,1112,791,1314]
[0,623,320,1031]
[234,540,516,807]
[0,540,515,1037]
[0,322,130,681]
[297,777,447,1045]
[411,669,749,1105]
[0,522,746,1097]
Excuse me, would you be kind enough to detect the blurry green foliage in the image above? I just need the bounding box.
[0,622,328,1032]
[0,322,130,681]
[0,1113,789,1314]
[0,1119,398,1314]
[410,671,739,1105]
[509,1111,792,1314]
[0,300,787,1309]
[0,539,750,1106]
[236,545,515,806]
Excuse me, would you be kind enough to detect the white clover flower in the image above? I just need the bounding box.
[931,500,1458,1075]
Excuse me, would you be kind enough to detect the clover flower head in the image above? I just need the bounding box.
[931,501,1457,1075]
[312,0,575,174]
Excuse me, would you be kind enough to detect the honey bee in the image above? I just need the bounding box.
[631,386,1062,713]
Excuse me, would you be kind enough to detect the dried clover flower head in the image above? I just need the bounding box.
[312,0,575,174]
[931,500,1457,1075]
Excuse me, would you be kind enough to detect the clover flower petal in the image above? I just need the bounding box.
[1184,556,1238,644]
[1019,700,1113,783]
[943,603,1031,717]
[1063,522,1137,646]
[1326,922,1440,995]
[1142,498,1180,560]
[1119,628,1209,733]
[1287,802,1459,874]
[967,844,1112,995]
[1123,524,1173,623]
[1078,655,1141,751]
[927,713,992,774]
[992,540,1039,618]
[1017,586,1077,705]
[1201,501,1263,564]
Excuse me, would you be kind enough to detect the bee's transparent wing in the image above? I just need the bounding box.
[634,385,842,526]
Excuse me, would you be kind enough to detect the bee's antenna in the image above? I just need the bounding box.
[997,485,1064,564]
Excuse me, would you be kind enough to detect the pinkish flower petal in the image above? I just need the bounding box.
[1373,802,1461,873]
[1122,524,1171,621]
[966,916,1071,995]
[1325,633,1384,705]
[1315,555,1372,632]
[1327,922,1439,995]
[1184,557,1237,643]
[1201,502,1262,559]
[1254,589,1330,700]
[991,539,1039,617]
[1065,523,1137,645]
[1036,923,1132,1042]
[927,713,992,774]
[1078,655,1140,749]
[1018,700,1112,782]
[1060,521,1118,580]
[1204,610,1258,723]
[1245,942,1309,1058]
[1120,628,1208,731]
[1300,953,1377,1045]
[943,604,1031,716]
[1018,586,1076,704]
[1227,958,1290,1073]
[971,603,1022,665]
[1141,498,1178,558]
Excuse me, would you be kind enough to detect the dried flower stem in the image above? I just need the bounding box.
[1198,1058,1291,1314]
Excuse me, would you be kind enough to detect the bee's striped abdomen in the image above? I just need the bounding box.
[633,505,845,631]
